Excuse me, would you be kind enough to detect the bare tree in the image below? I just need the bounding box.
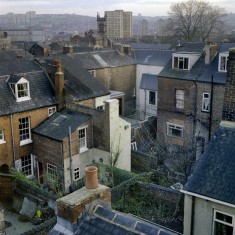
[168,0,226,41]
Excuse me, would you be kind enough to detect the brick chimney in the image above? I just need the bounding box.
[205,43,217,64]
[55,166,111,233]
[222,48,235,121]
[53,60,65,111]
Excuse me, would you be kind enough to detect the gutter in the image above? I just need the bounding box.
[181,189,235,208]
[10,114,16,168]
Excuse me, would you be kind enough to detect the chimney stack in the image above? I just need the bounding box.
[56,167,111,233]
[222,47,235,121]
[63,45,73,54]
[205,43,217,65]
[53,60,65,111]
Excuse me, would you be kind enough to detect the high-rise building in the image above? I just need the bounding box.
[140,19,148,37]
[97,10,132,40]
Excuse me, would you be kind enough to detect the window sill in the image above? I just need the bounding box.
[0,141,6,145]
[80,147,88,153]
[167,135,184,140]
[202,110,209,113]
[20,139,33,146]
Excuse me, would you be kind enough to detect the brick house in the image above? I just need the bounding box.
[0,49,57,176]
[73,50,136,115]
[32,109,92,192]
[182,47,235,235]
[29,42,50,57]
[157,42,235,155]
[38,57,131,183]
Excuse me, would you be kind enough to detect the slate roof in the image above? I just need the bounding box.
[76,50,135,69]
[0,49,41,76]
[43,54,110,101]
[140,74,158,91]
[0,70,57,116]
[183,121,235,205]
[49,202,180,235]
[158,42,221,83]
[197,43,235,84]
[33,109,91,141]
[134,50,172,66]
[131,43,172,51]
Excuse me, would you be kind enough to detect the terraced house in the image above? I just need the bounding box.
[0,49,57,177]
[157,42,235,156]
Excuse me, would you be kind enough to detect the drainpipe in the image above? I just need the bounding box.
[68,126,73,185]
[192,81,198,153]
[10,114,16,168]
[144,88,147,120]
[190,196,195,235]
[208,75,214,141]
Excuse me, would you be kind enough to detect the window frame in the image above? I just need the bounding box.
[175,89,185,109]
[167,122,184,139]
[21,154,33,178]
[48,106,57,116]
[47,163,57,182]
[218,53,228,72]
[74,167,80,181]
[213,210,235,235]
[19,116,32,146]
[0,129,6,144]
[78,127,88,153]
[202,92,210,112]
[173,56,189,70]
[9,78,31,102]
[148,90,156,106]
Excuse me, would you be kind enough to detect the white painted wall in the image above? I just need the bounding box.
[184,194,235,235]
[95,95,110,109]
[105,99,131,171]
[139,89,157,120]
[136,64,163,119]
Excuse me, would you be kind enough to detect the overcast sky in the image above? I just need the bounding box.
[0,0,234,17]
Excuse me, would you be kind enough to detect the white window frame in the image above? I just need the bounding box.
[74,167,80,181]
[9,77,31,102]
[175,89,185,109]
[48,106,56,116]
[213,210,235,235]
[173,56,189,70]
[131,142,137,150]
[218,53,228,72]
[148,90,156,106]
[19,117,32,146]
[202,92,210,112]
[96,105,104,110]
[78,127,88,153]
[47,163,57,182]
[167,122,184,138]
[21,154,34,178]
[0,129,6,144]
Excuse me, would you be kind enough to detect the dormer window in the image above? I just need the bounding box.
[173,56,189,70]
[218,52,228,72]
[8,75,30,102]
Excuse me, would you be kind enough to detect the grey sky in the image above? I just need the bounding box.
[0,0,234,16]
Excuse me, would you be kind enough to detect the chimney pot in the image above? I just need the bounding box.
[85,166,98,189]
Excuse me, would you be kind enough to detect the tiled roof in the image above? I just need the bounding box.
[140,74,158,90]
[33,109,91,141]
[133,50,172,66]
[43,54,110,101]
[175,42,206,53]
[49,203,179,235]
[197,43,235,84]
[158,42,214,82]
[0,70,57,116]
[0,49,41,76]
[183,121,235,205]
[131,43,173,50]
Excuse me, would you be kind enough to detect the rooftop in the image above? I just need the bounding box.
[183,121,235,205]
